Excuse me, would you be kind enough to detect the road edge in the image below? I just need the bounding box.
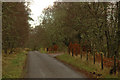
[55,56,97,78]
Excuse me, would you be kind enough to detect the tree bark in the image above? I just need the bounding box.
[105,31,111,58]
[116,2,120,57]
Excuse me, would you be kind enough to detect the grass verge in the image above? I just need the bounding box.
[2,50,27,78]
[56,53,119,78]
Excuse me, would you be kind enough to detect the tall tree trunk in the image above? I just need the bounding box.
[104,3,112,58]
[4,48,7,54]
[9,43,14,54]
[116,2,120,57]
[105,31,111,58]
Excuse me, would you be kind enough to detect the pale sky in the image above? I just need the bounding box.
[29,0,56,28]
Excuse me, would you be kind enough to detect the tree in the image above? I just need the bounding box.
[28,2,120,59]
[2,2,30,54]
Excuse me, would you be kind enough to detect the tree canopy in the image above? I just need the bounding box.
[29,2,120,58]
[2,2,30,54]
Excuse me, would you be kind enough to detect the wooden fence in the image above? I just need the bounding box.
[68,42,120,75]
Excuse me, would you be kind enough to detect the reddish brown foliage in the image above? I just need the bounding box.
[93,53,120,68]
[68,42,120,69]
[47,45,58,52]
[73,43,80,56]
[53,45,58,51]
[68,42,73,52]
[48,47,53,51]
[68,42,120,68]
[82,46,86,52]
[68,42,82,55]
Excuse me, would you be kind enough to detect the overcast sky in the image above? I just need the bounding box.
[28,0,56,28]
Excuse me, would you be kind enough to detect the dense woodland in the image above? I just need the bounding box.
[28,2,120,59]
[2,2,120,59]
[2,2,120,78]
[2,2,30,54]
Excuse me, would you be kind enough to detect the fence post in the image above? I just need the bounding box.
[114,55,116,74]
[86,52,88,61]
[101,53,103,70]
[93,52,95,64]
[72,48,73,56]
[80,49,82,59]
[81,53,82,59]
[47,48,48,52]
[75,50,77,56]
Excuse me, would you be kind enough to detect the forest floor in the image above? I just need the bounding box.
[56,53,119,78]
[2,49,27,78]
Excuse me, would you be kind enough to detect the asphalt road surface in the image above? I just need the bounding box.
[25,51,86,78]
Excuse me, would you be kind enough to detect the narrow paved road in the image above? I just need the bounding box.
[25,51,86,78]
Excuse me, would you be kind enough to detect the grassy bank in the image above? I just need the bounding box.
[2,50,27,78]
[56,53,119,78]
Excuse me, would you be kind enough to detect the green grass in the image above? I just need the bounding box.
[2,50,27,78]
[56,53,119,78]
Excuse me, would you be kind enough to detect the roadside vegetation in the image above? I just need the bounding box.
[29,2,120,78]
[2,2,31,78]
[2,49,27,78]
[56,53,119,78]
[2,1,120,78]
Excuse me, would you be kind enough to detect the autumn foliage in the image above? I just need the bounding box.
[95,54,120,68]
[68,42,90,56]
[68,42,81,56]
[47,44,58,52]
[68,42,120,69]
